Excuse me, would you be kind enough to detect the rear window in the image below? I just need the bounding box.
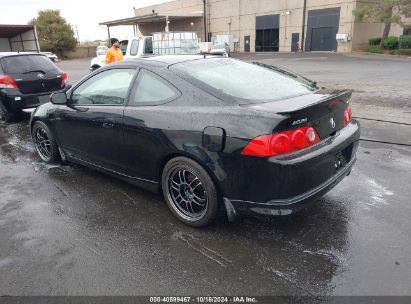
[144,37,153,54]
[0,55,57,74]
[170,58,316,103]
[130,39,139,56]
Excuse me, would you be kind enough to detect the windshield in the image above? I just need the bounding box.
[170,58,315,103]
[0,55,57,74]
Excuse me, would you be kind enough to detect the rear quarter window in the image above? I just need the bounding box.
[0,55,58,74]
[129,69,180,106]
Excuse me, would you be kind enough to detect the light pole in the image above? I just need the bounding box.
[203,0,208,42]
[75,25,80,43]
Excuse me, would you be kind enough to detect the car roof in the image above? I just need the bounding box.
[119,55,219,69]
[0,52,46,58]
[144,55,206,65]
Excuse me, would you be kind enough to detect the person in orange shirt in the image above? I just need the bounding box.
[105,38,123,65]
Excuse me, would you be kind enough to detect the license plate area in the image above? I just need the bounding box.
[334,152,347,171]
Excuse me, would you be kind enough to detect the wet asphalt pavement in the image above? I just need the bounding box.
[1,53,411,296]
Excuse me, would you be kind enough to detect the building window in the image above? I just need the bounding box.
[404,27,411,36]
[255,15,280,52]
[256,29,279,52]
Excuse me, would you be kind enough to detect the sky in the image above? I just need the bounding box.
[0,0,174,41]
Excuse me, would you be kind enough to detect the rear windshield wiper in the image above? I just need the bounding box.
[252,62,317,88]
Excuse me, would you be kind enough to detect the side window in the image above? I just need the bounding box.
[71,69,135,105]
[130,39,139,56]
[129,69,180,106]
[119,40,128,55]
[144,37,153,54]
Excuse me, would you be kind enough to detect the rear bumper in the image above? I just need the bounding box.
[0,87,65,112]
[222,120,360,216]
[225,155,355,217]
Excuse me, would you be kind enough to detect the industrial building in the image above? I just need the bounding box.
[100,0,411,53]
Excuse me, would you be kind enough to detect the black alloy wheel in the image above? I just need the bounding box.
[162,157,220,227]
[169,168,208,220]
[32,121,60,163]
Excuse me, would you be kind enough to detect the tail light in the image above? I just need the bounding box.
[61,71,68,85]
[241,126,320,157]
[0,75,18,89]
[344,105,352,126]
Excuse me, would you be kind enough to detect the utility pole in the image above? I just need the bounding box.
[107,26,111,45]
[203,0,208,42]
[301,0,307,52]
[75,25,80,43]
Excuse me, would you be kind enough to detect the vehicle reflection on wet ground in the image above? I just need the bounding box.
[1,115,410,296]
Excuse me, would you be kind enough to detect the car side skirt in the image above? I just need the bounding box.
[66,155,160,193]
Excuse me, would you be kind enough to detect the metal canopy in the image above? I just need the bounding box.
[0,24,35,38]
[99,13,203,27]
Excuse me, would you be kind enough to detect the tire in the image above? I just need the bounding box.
[0,103,16,124]
[90,65,100,73]
[162,157,220,227]
[31,121,60,163]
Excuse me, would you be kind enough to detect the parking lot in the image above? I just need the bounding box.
[1,53,411,296]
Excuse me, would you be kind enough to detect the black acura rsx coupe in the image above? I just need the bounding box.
[30,55,360,227]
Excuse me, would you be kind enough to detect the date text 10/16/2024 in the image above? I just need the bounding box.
[149,297,257,303]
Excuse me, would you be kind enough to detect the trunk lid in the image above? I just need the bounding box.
[0,54,63,94]
[241,89,352,139]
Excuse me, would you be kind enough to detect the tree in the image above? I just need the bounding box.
[29,10,77,55]
[354,0,411,48]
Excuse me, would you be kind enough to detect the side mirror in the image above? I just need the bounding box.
[50,92,67,105]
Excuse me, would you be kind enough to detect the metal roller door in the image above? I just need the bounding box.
[305,8,340,52]
[311,27,338,51]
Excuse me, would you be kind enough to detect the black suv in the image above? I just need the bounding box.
[0,53,68,123]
